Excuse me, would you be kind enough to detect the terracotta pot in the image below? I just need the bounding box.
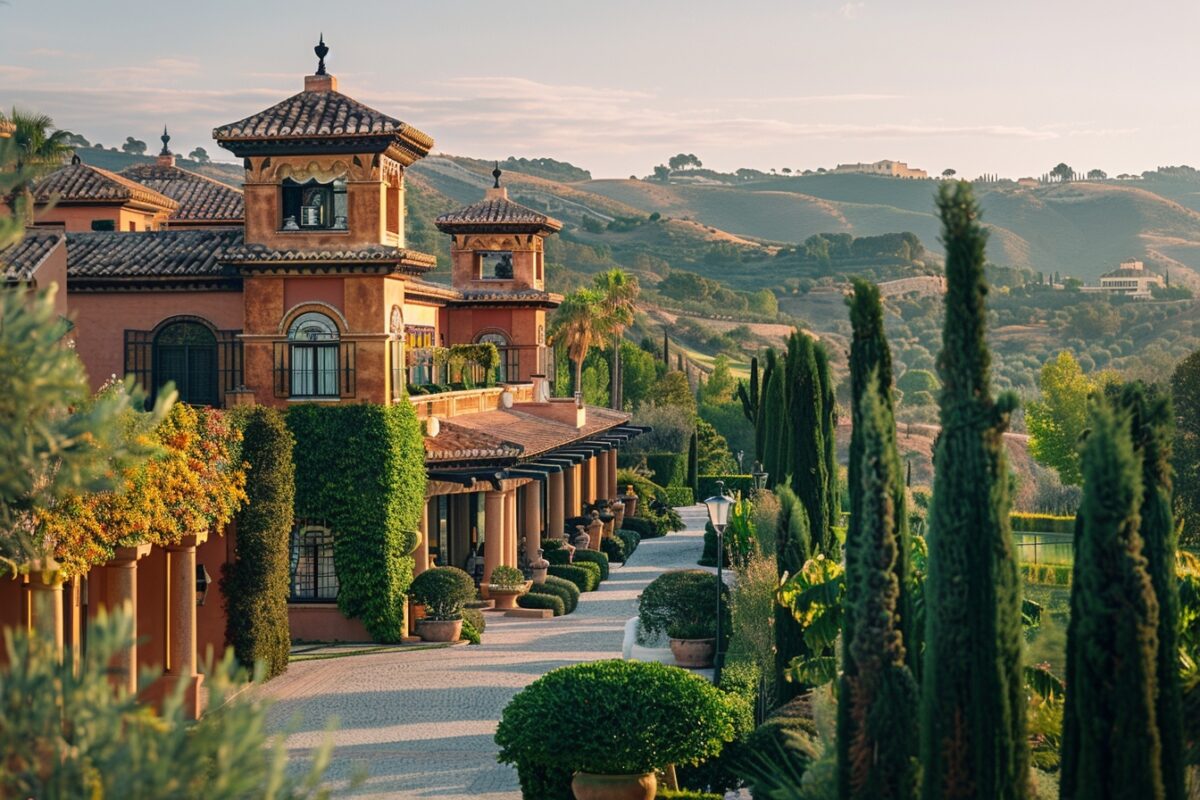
[416,618,463,642]
[488,586,524,610]
[670,637,716,668]
[531,566,549,585]
[411,602,427,622]
[571,771,657,800]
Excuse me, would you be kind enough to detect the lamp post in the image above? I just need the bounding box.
[703,480,732,685]
[752,461,768,492]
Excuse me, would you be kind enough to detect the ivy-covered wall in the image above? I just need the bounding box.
[287,403,426,642]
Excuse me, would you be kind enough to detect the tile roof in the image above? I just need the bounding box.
[425,421,524,463]
[65,228,242,283]
[219,241,437,271]
[1102,267,1155,280]
[1,231,64,282]
[406,278,462,302]
[435,194,563,233]
[453,288,562,306]
[428,405,630,462]
[120,163,244,222]
[213,89,433,152]
[33,161,178,210]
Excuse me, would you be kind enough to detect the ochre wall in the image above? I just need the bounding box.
[35,204,166,233]
[69,290,244,391]
[289,604,373,643]
[449,232,544,291]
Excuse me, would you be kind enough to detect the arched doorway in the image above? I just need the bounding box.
[154,319,218,406]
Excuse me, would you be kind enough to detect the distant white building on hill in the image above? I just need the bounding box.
[1085,259,1164,299]
[831,159,928,179]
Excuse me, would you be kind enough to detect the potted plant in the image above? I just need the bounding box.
[488,565,530,610]
[409,566,476,642]
[495,660,735,800]
[638,570,729,670]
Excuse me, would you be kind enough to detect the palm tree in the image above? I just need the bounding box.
[5,108,74,217]
[548,288,609,397]
[593,269,640,410]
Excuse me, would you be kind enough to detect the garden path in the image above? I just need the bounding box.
[259,505,710,800]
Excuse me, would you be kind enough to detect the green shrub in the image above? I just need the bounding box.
[1021,562,1073,586]
[1011,512,1076,534]
[601,535,627,563]
[664,486,696,506]
[461,614,482,645]
[738,696,820,795]
[639,570,729,643]
[495,660,736,780]
[617,528,641,558]
[548,563,598,592]
[678,661,759,794]
[645,453,688,486]
[409,566,476,619]
[544,548,572,565]
[651,505,687,532]
[287,403,425,642]
[616,468,667,504]
[531,575,580,614]
[222,406,294,679]
[623,515,664,540]
[489,565,525,589]
[698,521,731,568]
[542,538,566,552]
[698,475,756,499]
[462,606,486,635]
[573,548,609,580]
[658,791,723,800]
[518,592,565,616]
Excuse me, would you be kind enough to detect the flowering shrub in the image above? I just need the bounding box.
[39,404,247,576]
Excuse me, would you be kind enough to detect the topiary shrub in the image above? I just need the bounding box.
[409,566,476,620]
[617,528,641,558]
[644,453,688,487]
[623,516,664,540]
[489,564,525,589]
[222,406,294,679]
[601,535,627,564]
[549,563,598,592]
[531,575,579,614]
[544,548,572,565]
[287,403,425,642]
[518,592,565,616]
[664,486,695,506]
[678,660,759,794]
[639,569,729,643]
[495,660,736,794]
[572,548,609,580]
[737,696,820,795]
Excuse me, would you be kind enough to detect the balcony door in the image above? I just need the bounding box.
[154,320,218,407]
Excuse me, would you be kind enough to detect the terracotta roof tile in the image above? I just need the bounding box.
[453,288,562,306]
[435,195,562,233]
[425,421,524,462]
[65,228,242,282]
[428,405,630,462]
[33,162,178,210]
[1,231,64,282]
[120,163,244,222]
[220,241,437,271]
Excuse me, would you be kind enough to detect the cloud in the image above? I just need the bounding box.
[0,65,37,81]
[840,2,866,20]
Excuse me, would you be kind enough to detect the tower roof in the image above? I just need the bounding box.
[120,162,244,222]
[435,168,562,234]
[33,159,178,210]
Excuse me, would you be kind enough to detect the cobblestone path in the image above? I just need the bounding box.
[260,506,709,799]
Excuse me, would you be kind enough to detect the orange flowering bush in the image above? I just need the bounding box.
[39,404,247,577]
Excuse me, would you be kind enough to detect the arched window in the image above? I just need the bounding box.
[154,320,217,406]
[288,312,339,398]
[289,523,338,601]
[476,331,511,383]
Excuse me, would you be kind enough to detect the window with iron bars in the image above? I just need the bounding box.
[124,319,243,409]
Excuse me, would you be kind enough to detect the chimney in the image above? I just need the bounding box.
[157,125,175,167]
[305,33,338,92]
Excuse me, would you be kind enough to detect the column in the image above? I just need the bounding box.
[588,456,599,503]
[565,463,579,518]
[451,493,471,569]
[607,448,619,500]
[548,469,566,540]
[165,533,205,720]
[505,488,519,567]
[596,449,610,502]
[483,491,504,589]
[414,499,431,576]
[103,544,151,695]
[522,481,543,562]
[27,557,65,655]
[580,457,593,507]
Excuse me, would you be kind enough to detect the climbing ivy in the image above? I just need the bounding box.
[287,403,426,642]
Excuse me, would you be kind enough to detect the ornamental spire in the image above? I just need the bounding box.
[314,33,329,75]
[493,161,502,189]
[160,125,171,156]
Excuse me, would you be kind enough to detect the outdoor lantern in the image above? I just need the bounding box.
[196,563,213,606]
[752,462,769,491]
[703,481,733,533]
[736,449,745,472]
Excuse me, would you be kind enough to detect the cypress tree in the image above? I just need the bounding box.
[919,182,1028,800]
[756,349,778,474]
[737,355,760,426]
[687,429,699,496]
[787,331,831,555]
[841,378,919,800]
[816,340,840,549]
[774,484,812,703]
[663,332,669,364]
[762,352,788,486]
[1059,398,1162,800]
[1109,382,1185,798]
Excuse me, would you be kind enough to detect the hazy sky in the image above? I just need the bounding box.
[3,0,1199,179]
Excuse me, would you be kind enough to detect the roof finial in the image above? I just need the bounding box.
[160,125,171,156]
[492,161,502,189]
[315,33,329,76]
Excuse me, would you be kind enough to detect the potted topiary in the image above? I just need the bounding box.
[488,565,530,610]
[638,570,729,670]
[495,660,735,800]
[409,566,476,642]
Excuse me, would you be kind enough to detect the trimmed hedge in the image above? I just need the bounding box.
[678,660,758,794]
[738,696,819,794]
[544,547,572,565]
[222,406,294,679]
[664,486,696,507]
[288,403,425,642]
[518,592,565,616]
[1021,562,1073,586]
[1011,512,1076,534]
[624,515,666,540]
[601,536,627,564]
[698,475,756,499]
[698,522,730,568]
[645,453,688,487]
[548,563,599,592]
[573,549,610,580]
[531,575,580,614]
[617,528,641,558]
